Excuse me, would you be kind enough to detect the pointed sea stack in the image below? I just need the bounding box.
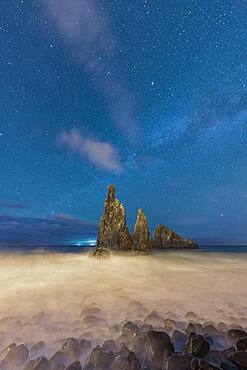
[133,208,152,254]
[151,225,198,249]
[97,185,133,250]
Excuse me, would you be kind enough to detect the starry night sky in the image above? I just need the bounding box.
[0,0,247,246]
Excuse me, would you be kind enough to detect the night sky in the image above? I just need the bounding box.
[0,0,247,246]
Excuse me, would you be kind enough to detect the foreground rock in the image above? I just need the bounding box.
[133,209,152,254]
[89,247,111,260]
[97,185,133,251]
[151,225,198,249]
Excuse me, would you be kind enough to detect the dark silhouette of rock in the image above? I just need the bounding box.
[97,185,133,250]
[151,225,198,249]
[133,209,152,253]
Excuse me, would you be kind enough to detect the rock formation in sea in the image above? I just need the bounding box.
[97,185,133,250]
[133,208,152,253]
[151,225,198,249]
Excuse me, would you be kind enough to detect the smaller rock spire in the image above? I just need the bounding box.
[133,208,152,253]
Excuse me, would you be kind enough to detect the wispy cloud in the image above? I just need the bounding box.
[57,129,123,172]
[0,214,97,246]
[44,0,139,141]
[0,200,29,209]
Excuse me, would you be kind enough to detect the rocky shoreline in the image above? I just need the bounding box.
[96,185,198,255]
[1,310,247,370]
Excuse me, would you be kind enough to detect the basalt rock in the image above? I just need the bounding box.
[151,225,198,249]
[97,185,133,251]
[133,209,152,254]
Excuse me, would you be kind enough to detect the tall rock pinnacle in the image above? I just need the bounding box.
[97,185,133,250]
[133,208,152,253]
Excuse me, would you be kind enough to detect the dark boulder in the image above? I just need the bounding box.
[163,353,193,370]
[232,351,247,370]
[185,333,210,357]
[147,330,174,369]
[62,338,81,360]
[237,337,247,351]
[49,351,69,368]
[228,330,247,344]
[1,343,29,369]
[111,346,141,370]
[66,361,82,370]
[83,346,114,370]
[30,341,46,355]
[32,356,50,370]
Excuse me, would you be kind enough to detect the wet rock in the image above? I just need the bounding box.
[186,323,197,335]
[147,330,174,369]
[144,311,164,327]
[122,321,139,339]
[172,330,186,352]
[164,319,176,333]
[32,356,50,370]
[30,341,45,355]
[102,340,118,353]
[52,365,66,370]
[111,346,141,370]
[49,351,69,368]
[191,358,221,370]
[24,360,36,370]
[130,333,149,365]
[80,307,101,317]
[237,337,247,351]
[1,343,29,369]
[62,338,81,360]
[88,247,111,260]
[185,333,210,357]
[1,343,16,357]
[228,329,247,344]
[97,185,133,251]
[79,339,92,355]
[217,322,228,333]
[30,312,48,325]
[203,325,219,336]
[81,315,106,328]
[185,312,198,320]
[151,224,198,249]
[232,351,247,369]
[164,353,193,370]
[83,346,114,370]
[133,208,152,254]
[66,361,82,370]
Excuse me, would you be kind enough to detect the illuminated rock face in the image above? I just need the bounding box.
[97,185,133,250]
[133,208,152,253]
[151,225,198,249]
